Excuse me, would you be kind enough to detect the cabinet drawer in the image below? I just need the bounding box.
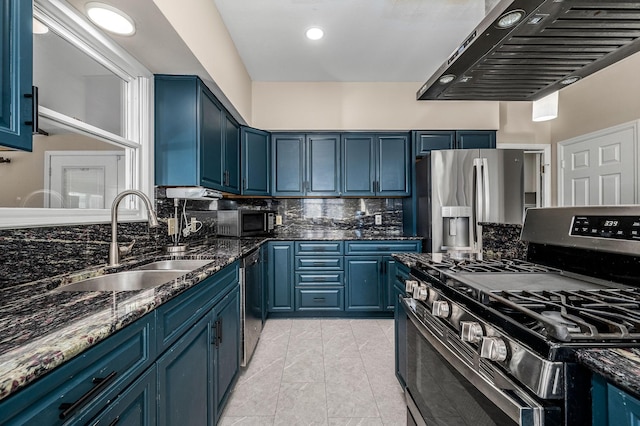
[294,241,344,255]
[0,314,155,426]
[344,240,421,255]
[295,272,344,286]
[295,288,344,311]
[295,256,343,270]
[156,262,239,353]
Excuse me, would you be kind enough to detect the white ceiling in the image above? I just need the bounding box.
[213,0,501,82]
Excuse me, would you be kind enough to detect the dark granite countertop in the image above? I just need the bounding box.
[577,349,640,399]
[0,231,419,401]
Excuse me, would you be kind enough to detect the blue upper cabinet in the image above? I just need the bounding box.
[456,130,496,149]
[272,133,305,196]
[413,130,496,156]
[342,134,376,196]
[155,75,240,194]
[307,134,340,196]
[342,133,410,196]
[0,0,33,151]
[241,127,270,195]
[272,133,340,196]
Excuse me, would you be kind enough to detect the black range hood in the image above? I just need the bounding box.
[418,0,640,101]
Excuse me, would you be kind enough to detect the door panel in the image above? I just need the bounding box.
[342,134,375,195]
[560,125,635,206]
[377,134,410,196]
[200,89,224,189]
[307,134,340,195]
[272,135,305,195]
[345,256,382,311]
[215,290,240,420]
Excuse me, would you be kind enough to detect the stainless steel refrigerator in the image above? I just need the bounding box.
[415,149,524,256]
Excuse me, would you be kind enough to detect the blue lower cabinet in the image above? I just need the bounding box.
[345,256,383,311]
[267,242,295,312]
[592,373,640,426]
[90,365,157,426]
[157,314,214,426]
[0,314,155,426]
[214,289,241,422]
[296,288,344,311]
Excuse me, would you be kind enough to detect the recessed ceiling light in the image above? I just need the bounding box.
[33,18,49,35]
[439,74,456,84]
[306,27,324,41]
[560,76,581,85]
[496,10,525,29]
[85,2,136,36]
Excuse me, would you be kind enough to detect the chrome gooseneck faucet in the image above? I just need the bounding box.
[109,190,160,266]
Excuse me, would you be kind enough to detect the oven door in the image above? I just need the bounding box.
[402,298,558,426]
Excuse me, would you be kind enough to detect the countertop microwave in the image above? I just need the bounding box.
[216,210,276,237]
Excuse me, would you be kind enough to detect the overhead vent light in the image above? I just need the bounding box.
[560,76,581,85]
[496,10,525,28]
[439,74,456,84]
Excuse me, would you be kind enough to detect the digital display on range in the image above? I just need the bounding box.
[571,216,640,241]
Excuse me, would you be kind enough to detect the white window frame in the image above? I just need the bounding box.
[0,0,154,228]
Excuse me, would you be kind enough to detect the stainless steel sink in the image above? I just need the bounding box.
[135,259,212,271]
[56,270,188,292]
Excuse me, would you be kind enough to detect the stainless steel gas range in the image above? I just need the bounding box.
[400,206,640,426]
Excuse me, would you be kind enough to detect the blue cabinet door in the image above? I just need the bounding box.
[157,314,213,426]
[89,365,157,426]
[214,288,240,422]
[345,256,383,311]
[224,115,240,192]
[0,0,32,151]
[272,134,305,196]
[413,131,455,157]
[154,76,199,186]
[200,87,224,190]
[456,130,496,149]
[306,134,340,195]
[376,134,410,196]
[607,384,640,426]
[268,242,295,312]
[241,127,270,195]
[342,134,375,196]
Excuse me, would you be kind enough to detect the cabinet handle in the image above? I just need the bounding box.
[108,416,120,426]
[24,86,48,136]
[313,297,326,302]
[242,178,247,190]
[58,371,118,420]
[217,318,223,346]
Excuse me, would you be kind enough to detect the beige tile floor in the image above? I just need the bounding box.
[220,318,406,425]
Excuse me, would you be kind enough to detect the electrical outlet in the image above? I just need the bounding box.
[275,215,283,225]
[374,214,382,225]
[190,217,197,232]
[167,218,177,235]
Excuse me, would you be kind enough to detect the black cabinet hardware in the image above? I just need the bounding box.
[58,371,117,419]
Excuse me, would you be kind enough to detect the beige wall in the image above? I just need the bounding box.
[252,82,501,131]
[551,51,640,144]
[152,0,253,124]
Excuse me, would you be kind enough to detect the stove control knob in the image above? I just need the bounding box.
[480,337,508,362]
[431,301,450,318]
[460,322,483,343]
[413,284,428,301]
[405,279,419,294]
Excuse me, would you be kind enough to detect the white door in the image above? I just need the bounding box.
[559,123,637,206]
[45,151,125,208]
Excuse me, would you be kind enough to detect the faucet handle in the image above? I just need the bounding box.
[119,239,136,256]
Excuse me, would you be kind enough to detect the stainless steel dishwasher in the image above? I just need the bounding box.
[240,248,263,367]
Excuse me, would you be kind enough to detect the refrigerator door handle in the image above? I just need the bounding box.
[473,158,483,249]
[482,157,490,221]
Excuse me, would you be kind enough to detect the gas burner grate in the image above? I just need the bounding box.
[448,258,559,274]
[488,288,640,342]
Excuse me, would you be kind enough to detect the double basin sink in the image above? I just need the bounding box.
[56,259,213,292]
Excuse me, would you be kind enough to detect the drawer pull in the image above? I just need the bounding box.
[108,416,120,426]
[313,262,325,266]
[313,297,326,302]
[59,371,118,419]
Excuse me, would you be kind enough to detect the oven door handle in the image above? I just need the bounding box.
[402,298,547,426]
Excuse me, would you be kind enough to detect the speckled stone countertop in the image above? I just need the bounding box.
[0,231,420,402]
[577,349,640,398]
